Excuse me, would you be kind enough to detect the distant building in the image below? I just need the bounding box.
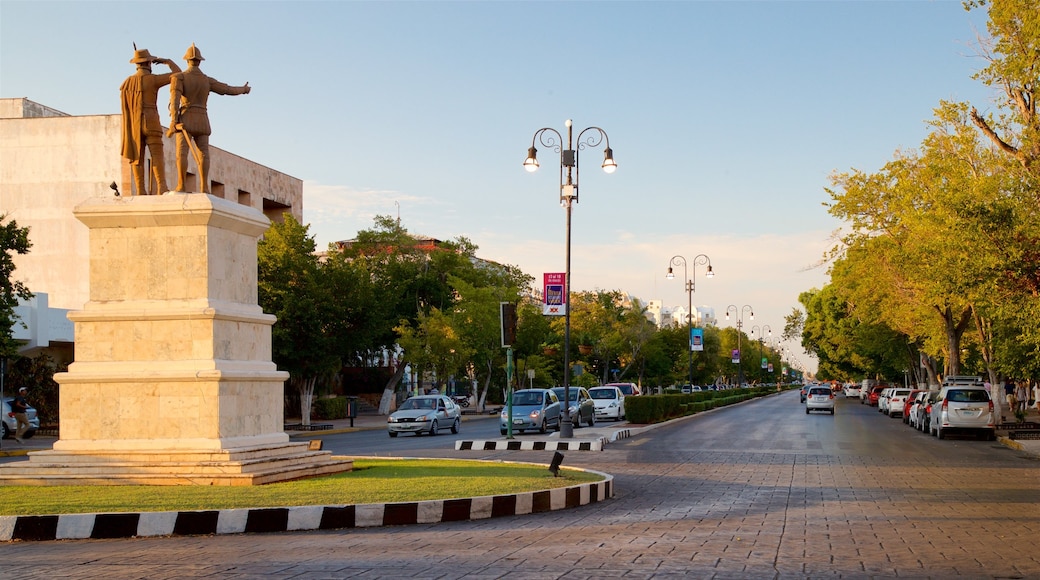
[646,300,717,329]
[1,97,303,358]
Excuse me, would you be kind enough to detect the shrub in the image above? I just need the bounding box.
[313,396,347,420]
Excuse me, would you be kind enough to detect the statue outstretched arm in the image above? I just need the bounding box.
[154,57,181,74]
[210,79,251,96]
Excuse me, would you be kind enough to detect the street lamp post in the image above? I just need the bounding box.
[525,119,615,439]
[666,254,713,387]
[750,324,772,384]
[725,304,754,387]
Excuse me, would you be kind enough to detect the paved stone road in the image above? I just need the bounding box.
[5,392,1039,579]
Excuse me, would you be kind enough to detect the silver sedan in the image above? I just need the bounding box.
[387,395,461,437]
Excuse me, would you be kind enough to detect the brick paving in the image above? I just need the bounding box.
[4,394,1040,578]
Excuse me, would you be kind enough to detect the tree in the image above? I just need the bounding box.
[395,307,473,396]
[0,214,32,358]
[448,276,520,410]
[797,286,914,383]
[825,102,1015,378]
[966,0,1040,175]
[258,215,340,425]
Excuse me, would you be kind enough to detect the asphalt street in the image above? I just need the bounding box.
[4,390,1040,579]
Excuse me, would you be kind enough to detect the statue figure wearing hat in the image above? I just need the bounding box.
[167,44,251,194]
[120,46,180,195]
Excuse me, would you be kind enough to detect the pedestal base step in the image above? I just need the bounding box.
[0,443,353,486]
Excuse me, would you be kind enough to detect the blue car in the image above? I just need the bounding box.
[500,389,562,435]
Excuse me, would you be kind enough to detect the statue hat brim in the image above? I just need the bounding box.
[130,49,155,64]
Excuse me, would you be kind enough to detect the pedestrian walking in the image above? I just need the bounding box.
[9,387,31,443]
[1004,380,1016,412]
[1015,380,1029,414]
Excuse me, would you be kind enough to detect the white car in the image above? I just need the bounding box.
[387,395,461,437]
[930,386,995,440]
[805,386,835,414]
[878,388,894,413]
[885,389,914,418]
[588,386,626,421]
[844,384,861,399]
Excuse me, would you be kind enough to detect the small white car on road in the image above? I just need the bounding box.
[588,385,626,421]
[805,386,835,415]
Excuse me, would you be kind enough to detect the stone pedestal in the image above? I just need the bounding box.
[0,193,351,485]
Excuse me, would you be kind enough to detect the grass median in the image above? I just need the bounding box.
[0,458,604,516]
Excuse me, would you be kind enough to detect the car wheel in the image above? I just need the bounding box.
[451,417,460,434]
[830,409,834,415]
[573,414,580,428]
[389,431,398,438]
[429,420,438,436]
[539,419,547,434]
[0,422,8,439]
[937,427,946,440]
[588,413,595,428]
[805,407,810,414]
[500,429,507,436]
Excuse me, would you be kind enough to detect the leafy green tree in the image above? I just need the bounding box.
[258,215,340,425]
[513,300,558,389]
[825,102,1016,378]
[395,307,473,396]
[448,275,522,409]
[0,215,32,358]
[797,286,914,383]
[966,0,1040,175]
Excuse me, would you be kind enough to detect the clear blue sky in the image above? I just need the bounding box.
[1,1,995,373]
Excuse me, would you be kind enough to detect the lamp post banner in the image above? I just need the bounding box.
[690,328,704,352]
[543,272,566,316]
[731,349,740,364]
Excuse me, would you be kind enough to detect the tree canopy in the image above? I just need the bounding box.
[0,214,32,358]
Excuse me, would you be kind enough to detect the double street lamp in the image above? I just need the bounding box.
[750,324,772,381]
[666,254,713,387]
[524,120,615,439]
[725,304,754,387]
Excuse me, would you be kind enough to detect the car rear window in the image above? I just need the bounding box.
[809,388,830,395]
[947,390,989,403]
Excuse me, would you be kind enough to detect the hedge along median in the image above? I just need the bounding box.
[624,387,777,424]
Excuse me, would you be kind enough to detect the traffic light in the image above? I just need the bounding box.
[500,302,517,347]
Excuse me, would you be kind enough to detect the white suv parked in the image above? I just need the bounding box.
[930,385,995,440]
[885,389,914,418]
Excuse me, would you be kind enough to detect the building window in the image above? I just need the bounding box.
[263,197,291,224]
[238,189,251,209]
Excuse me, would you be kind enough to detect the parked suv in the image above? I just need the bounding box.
[930,385,995,440]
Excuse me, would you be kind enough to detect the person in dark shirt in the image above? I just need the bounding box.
[10,387,31,443]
